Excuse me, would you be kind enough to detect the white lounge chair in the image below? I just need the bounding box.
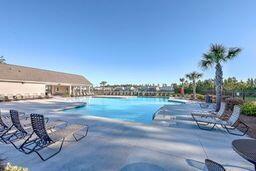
[192,105,249,136]
[191,102,226,119]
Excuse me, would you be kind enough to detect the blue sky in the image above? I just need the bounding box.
[0,0,255,85]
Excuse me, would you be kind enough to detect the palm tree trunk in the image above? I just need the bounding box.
[215,63,223,111]
[193,80,196,99]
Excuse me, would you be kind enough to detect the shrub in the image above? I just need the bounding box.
[196,94,205,101]
[0,157,28,171]
[1,158,5,171]
[4,163,28,171]
[225,97,244,111]
[222,95,230,101]
[241,102,256,116]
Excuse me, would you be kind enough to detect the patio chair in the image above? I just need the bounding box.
[0,111,9,132]
[192,106,249,136]
[1,109,56,143]
[24,93,30,99]
[0,95,5,102]
[204,159,226,171]
[0,110,31,143]
[19,114,88,161]
[191,102,226,119]
[9,112,68,148]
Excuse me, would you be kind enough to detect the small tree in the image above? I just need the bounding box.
[100,81,107,91]
[185,71,203,99]
[0,56,6,64]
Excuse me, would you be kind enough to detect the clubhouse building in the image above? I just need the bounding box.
[0,63,92,100]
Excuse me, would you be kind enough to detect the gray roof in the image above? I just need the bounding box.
[0,63,92,86]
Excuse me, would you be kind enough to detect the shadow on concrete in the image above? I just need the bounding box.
[186,158,253,171]
[186,159,205,170]
[120,162,165,171]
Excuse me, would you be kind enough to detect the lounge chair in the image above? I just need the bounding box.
[1,110,61,143]
[18,114,88,161]
[24,93,30,100]
[0,109,28,129]
[192,106,249,136]
[191,102,226,119]
[204,159,225,171]
[0,95,5,102]
[0,110,9,132]
[16,94,23,100]
[0,110,31,143]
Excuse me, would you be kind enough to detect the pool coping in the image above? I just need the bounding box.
[53,102,87,112]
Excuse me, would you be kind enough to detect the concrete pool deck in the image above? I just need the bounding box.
[0,98,254,171]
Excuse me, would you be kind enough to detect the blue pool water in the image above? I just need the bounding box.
[63,97,179,124]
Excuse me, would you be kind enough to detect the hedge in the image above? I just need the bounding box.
[241,102,256,116]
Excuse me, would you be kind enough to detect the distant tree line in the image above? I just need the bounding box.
[172,77,256,95]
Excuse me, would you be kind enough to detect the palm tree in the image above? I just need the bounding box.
[0,56,6,64]
[100,81,107,91]
[179,78,185,96]
[200,44,241,111]
[185,71,203,100]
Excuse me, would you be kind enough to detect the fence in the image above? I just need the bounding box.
[203,89,256,102]
[223,90,256,102]
[93,88,256,102]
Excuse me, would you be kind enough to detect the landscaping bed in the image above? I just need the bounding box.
[223,98,256,138]
[238,115,256,139]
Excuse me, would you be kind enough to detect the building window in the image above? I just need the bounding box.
[56,87,59,92]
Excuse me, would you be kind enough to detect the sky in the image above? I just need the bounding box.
[0,0,255,85]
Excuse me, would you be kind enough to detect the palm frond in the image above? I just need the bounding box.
[225,47,242,61]
[185,74,192,80]
[199,53,214,70]
[180,78,185,83]
[210,44,226,62]
[186,71,203,81]
[210,44,226,54]
[199,60,212,70]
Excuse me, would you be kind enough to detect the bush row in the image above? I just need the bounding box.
[224,97,256,116]
[241,102,256,116]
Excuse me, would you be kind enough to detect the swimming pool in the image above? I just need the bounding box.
[63,97,179,124]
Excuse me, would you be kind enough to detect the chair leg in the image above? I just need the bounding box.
[0,125,14,143]
[196,121,216,130]
[72,126,89,141]
[192,114,216,130]
[10,132,35,154]
[224,123,249,136]
[34,138,65,161]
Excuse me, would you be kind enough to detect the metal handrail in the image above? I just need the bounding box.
[152,107,164,120]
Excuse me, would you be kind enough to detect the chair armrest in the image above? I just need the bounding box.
[53,119,69,127]
[191,113,215,118]
[46,119,69,130]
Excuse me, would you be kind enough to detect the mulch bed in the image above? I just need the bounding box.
[220,111,256,139]
[238,115,256,139]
